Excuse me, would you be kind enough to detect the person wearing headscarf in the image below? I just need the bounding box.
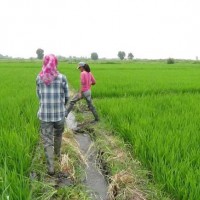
[65,62,99,122]
[36,54,69,175]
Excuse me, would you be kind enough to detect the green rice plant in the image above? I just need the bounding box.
[94,94,200,200]
[64,62,200,199]
[1,61,200,199]
[0,62,40,199]
[62,62,200,99]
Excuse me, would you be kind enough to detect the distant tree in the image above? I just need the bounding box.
[57,55,67,61]
[118,51,126,60]
[36,48,44,59]
[167,57,175,64]
[128,53,134,60]
[0,54,12,59]
[91,52,98,60]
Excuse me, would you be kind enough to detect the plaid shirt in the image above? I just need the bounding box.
[36,73,69,122]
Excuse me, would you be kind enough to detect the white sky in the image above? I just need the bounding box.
[0,0,200,59]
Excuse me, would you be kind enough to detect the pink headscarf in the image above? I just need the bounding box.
[39,54,59,85]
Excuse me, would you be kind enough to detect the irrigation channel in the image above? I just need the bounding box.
[66,112,108,200]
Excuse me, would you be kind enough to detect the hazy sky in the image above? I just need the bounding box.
[1,0,200,59]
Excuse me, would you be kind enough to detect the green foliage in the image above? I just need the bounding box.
[1,61,200,199]
[96,95,200,200]
[0,62,40,199]
[56,185,90,199]
[91,52,98,60]
[36,48,44,59]
[118,51,126,60]
[0,54,12,59]
[128,52,134,60]
[167,58,175,64]
[65,62,200,200]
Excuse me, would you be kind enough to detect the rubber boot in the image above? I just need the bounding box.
[54,134,62,159]
[91,108,99,122]
[45,146,55,176]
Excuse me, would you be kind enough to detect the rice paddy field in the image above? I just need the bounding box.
[0,62,39,199]
[67,62,200,200]
[0,60,200,199]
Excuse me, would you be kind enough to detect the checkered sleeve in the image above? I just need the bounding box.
[37,74,68,122]
[62,75,69,98]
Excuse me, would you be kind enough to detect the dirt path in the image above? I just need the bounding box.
[66,112,108,200]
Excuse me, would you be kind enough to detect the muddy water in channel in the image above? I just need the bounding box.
[66,113,108,200]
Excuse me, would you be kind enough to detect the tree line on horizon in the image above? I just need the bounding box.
[35,49,176,64]
[36,48,134,61]
[0,49,178,64]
